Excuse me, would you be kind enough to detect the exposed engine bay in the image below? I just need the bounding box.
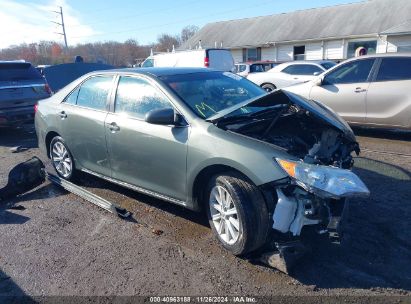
[215,91,360,169]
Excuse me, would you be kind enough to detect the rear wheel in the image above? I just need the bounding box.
[261,83,276,92]
[206,172,269,256]
[50,136,75,180]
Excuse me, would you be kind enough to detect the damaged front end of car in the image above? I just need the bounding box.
[208,90,370,272]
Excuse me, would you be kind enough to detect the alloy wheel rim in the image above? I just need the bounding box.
[209,185,240,245]
[51,141,72,178]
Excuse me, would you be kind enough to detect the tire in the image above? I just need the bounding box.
[206,172,270,256]
[49,136,76,181]
[261,83,276,92]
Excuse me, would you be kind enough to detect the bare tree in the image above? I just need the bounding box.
[180,25,199,43]
[156,34,180,52]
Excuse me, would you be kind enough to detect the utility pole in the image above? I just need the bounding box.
[51,6,68,48]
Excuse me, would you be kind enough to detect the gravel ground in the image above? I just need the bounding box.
[0,126,410,302]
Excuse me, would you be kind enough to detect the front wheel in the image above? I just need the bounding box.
[50,136,76,180]
[206,172,269,256]
[261,83,276,92]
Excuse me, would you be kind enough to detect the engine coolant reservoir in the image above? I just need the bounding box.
[272,189,297,233]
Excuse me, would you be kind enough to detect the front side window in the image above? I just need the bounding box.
[376,57,411,81]
[76,76,113,110]
[160,72,265,119]
[115,76,172,119]
[282,64,323,75]
[323,59,374,85]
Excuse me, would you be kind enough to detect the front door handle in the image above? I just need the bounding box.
[107,122,120,132]
[59,111,67,119]
[354,87,367,93]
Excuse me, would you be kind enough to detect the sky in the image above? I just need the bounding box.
[0,0,363,49]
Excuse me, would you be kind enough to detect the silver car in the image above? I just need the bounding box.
[285,54,411,130]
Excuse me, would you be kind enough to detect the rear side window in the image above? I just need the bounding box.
[76,76,113,111]
[0,63,42,81]
[282,64,323,75]
[324,59,374,85]
[376,57,411,81]
[115,76,172,119]
[64,87,80,105]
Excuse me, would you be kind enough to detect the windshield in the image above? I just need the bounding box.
[160,71,266,119]
[320,62,337,70]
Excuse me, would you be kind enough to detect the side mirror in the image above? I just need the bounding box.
[145,108,175,125]
[313,71,321,76]
[313,76,324,86]
[145,108,185,126]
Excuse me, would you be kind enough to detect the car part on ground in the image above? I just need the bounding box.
[0,156,131,219]
[0,156,45,202]
[260,241,307,274]
[46,171,131,219]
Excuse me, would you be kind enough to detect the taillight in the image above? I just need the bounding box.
[204,57,209,67]
[44,83,52,95]
[34,104,38,113]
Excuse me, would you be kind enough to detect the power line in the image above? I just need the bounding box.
[71,0,276,39]
[51,6,68,48]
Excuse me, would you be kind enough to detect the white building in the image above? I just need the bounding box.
[183,0,411,63]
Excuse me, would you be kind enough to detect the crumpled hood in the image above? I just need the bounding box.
[207,90,356,142]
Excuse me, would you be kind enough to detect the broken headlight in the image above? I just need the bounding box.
[275,158,370,199]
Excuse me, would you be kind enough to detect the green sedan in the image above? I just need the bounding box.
[35,68,369,256]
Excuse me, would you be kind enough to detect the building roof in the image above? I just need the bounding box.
[381,21,411,35]
[182,0,411,49]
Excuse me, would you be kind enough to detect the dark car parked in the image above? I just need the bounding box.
[0,61,51,127]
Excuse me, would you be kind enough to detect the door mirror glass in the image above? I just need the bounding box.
[145,108,176,125]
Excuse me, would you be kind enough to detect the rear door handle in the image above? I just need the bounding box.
[354,87,367,93]
[107,122,120,132]
[59,111,67,119]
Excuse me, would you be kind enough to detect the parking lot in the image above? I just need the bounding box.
[0,125,410,299]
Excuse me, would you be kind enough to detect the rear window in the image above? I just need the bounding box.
[0,63,42,81]
[376,57,411,81]
[320,62,336,70]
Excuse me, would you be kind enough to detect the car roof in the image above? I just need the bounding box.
[96,67,215,77]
